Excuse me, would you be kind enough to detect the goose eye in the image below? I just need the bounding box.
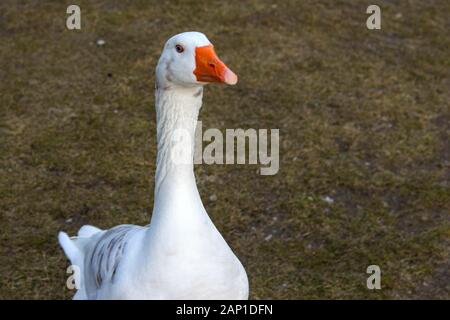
[175,45,184,53]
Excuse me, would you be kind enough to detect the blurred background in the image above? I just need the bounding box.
[0,0,448,299]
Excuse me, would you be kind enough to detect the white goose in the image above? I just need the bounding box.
[58,32,248,300]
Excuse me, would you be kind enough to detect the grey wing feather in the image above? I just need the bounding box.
[85,225,143,296]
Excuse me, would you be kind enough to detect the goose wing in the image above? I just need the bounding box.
[83,224,144,299]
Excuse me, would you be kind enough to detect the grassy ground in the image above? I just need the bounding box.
[0,0,449,299]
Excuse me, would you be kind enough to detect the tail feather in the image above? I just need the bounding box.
[58,225,103,300]
[58,231,81,265]
[58,231,87,299]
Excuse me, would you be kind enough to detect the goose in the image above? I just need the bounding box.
[58,32,249,300]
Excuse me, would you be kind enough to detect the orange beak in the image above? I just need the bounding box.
[194,45,238,85]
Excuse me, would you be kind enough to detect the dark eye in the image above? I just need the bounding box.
[175,44,184,53]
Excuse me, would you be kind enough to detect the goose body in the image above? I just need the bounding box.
[58,32,248,300]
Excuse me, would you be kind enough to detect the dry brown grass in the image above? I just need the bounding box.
[0,0,449,299]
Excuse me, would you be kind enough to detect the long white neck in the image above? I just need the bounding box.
[151,86,205,225]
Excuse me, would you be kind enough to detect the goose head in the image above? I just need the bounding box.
[156,32,237,90]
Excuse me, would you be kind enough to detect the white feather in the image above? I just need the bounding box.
[58,32,248,300]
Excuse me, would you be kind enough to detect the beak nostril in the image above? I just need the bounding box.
[209,63,215,68]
